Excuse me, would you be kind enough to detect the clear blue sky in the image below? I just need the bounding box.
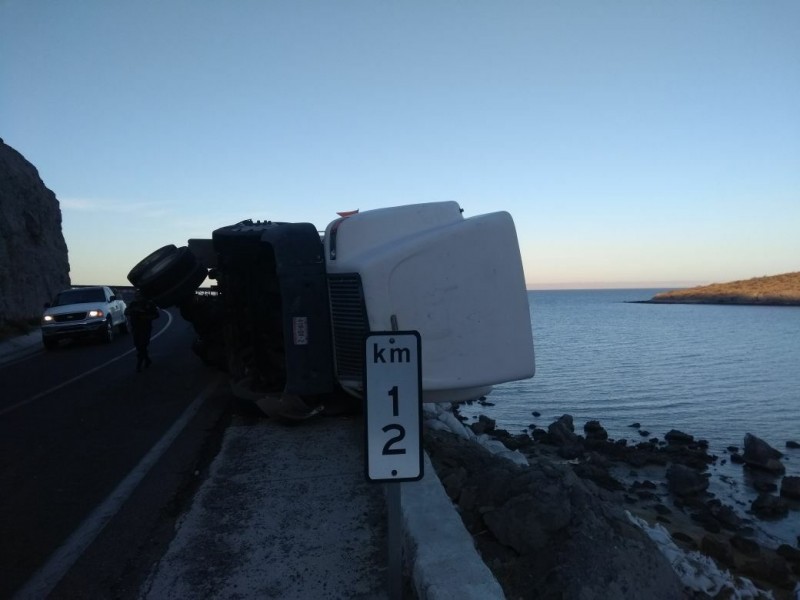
[2,1,798,288]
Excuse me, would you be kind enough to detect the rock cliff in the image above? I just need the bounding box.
[0,139,70,325]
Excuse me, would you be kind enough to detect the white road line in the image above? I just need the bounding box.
[12,374,224,600]
[0,311,173,418]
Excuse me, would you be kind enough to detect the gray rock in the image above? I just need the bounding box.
[424,429,684,600]
[779,475,800,500]
[752,480,778,493]
[664,429,694,445]
[0,140,70,325]
[583,419,608,441]
[730,534,761,556]
[666,463,709,497]
[547,414,580,446]
[750,493,789,520]
[469,414,496,436]
[742,433,785,474]
[707,501,743,530]
[776,544,800,563]
[701,535,734,566]
[740,554,792,587]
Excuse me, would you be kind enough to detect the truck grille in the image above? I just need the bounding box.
[327,274,368,380]
[52,312,88,322]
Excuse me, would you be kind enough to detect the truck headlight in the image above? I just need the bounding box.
[88,310,105,318]
[42,315,54,323]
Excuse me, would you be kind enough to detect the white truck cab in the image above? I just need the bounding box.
[324,202,534,403]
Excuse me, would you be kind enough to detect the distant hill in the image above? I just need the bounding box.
[649,272,800,306]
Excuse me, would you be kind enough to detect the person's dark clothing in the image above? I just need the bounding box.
[125,295,159,371]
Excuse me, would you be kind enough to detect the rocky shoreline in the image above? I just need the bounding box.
[637,296,800,307]
[422,404,800,599]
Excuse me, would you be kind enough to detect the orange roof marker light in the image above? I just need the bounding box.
[336,210,359,218]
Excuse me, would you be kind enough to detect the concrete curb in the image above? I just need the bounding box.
[0,331,41,366]
[402,453,505,600]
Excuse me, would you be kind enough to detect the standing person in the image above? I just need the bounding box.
[125,290,159,372]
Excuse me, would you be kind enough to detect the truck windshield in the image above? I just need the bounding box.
[53,288,106,306]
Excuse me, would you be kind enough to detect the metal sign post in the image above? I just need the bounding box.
[364,331,423,600]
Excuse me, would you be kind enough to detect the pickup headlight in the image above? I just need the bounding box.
[42,315,54,323]
[88,309,105,318]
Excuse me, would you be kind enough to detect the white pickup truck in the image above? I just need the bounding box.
[41,286,128,349]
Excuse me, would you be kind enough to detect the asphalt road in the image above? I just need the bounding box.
[0,310,231,599]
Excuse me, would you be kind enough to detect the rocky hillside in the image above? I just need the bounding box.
[426,406,800,598]
[0,139,70,326]
[649,272,800,306]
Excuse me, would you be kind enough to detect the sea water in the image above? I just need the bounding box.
[458,289,800,546]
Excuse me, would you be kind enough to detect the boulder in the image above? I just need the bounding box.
[583,420,608,441]
[547,414,578,445]
[691,511,721,533]
[531,428,548,442]
[666,463,709,497]
[701,535,734,566]
[752,480,778,493]
[750,493,789,520]
[730,534,761,556]
[661,437,715,469]
[740,554,792,587]
[707,500,743,531]
[469,415,496,436]
[776,544,800,564]
[779,475,800,500]
[742,433,785,474]
[671,531,697,548]
[547,415,584,459]
[664,429,694,445]
[0,140,70,325]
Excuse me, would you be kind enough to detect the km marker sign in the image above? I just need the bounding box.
[364,331,423,482]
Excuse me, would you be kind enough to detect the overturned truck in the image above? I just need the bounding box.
[127,202,535,419]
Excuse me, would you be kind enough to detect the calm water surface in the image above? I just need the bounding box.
[461,289,800,545]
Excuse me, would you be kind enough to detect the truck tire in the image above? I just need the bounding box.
[137,246,199,297]
[127,245,177,287]
[150,261,208,308]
